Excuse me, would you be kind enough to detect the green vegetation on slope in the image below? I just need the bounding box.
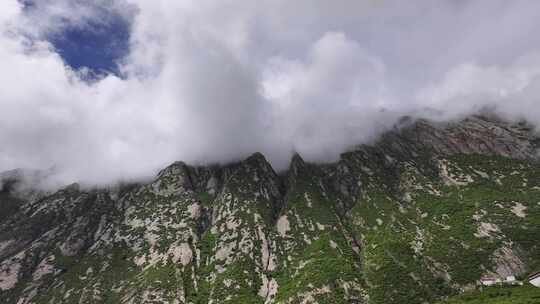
[348,153,540,304]
[437,285,540,304]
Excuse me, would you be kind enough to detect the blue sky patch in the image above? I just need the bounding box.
[49,18,131,76]
[21,0,132,76]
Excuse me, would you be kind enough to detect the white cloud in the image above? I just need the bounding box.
[262,32,398,165]
[1,0,540,187]
[416,52,540,121]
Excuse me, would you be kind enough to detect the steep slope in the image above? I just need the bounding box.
[271,155,364,303]
[340,117,540,303]
[1,115,540,304]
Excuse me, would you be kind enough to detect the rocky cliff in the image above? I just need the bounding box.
[1,115,540,304]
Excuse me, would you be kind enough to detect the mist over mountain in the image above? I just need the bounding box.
[1,115,540,303]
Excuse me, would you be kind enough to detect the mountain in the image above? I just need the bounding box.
[1,115,540,304]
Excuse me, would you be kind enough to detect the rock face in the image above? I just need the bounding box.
[1,115,540,304]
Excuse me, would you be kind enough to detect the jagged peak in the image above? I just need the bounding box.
[157,161,189,177]
[238,152,276,176]
[61,182,81,194]
[151,113,540,194]
[244,152,268,165]
[291,153,305,166]
[153,161,196,192]
[289,153,306,177]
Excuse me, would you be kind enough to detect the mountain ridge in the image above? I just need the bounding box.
[1,114,540,303]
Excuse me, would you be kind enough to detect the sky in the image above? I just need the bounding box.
[1,0,540,187]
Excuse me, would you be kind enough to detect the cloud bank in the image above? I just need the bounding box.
[1,0,540,186]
